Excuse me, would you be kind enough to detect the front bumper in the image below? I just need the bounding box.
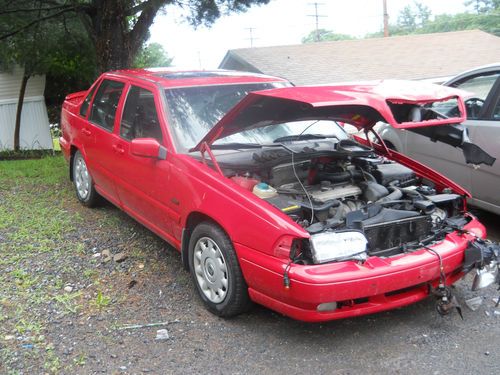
[236,217,486,322]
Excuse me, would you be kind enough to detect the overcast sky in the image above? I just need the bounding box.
[149,0,468,69]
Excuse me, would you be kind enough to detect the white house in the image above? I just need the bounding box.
[0,66,52,151]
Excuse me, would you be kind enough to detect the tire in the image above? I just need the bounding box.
[72,150,99,207]
[188,221,251,317]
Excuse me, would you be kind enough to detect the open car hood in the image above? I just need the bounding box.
[191,80,494,166]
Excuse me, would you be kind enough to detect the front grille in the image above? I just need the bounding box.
[363,216,432,256]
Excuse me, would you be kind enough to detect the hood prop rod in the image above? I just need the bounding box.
[368,128,393,157]
[200,142,224,176]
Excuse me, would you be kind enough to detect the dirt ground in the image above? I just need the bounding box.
[1,157,499,375]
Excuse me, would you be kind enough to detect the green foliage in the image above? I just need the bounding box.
[464,0,500,13]
[133,42,173,68]
[396,2,431,33]
[367,0,500,38]
[93,291,112,309]
[302,29,355,43]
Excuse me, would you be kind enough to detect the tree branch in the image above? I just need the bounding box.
[129,0,171,55]
[0,7,77,40]
[0,4,70,15]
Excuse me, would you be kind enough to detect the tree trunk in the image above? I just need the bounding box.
[14,74,30,152]
[88,1,167,72]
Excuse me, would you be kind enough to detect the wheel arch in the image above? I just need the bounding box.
[181,211,228,271]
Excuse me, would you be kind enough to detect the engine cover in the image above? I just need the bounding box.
[310,184,362,203]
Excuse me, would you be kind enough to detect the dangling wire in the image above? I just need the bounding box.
[289,120,321,225]
[421,243,447,286]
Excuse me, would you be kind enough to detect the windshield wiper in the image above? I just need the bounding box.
[210,142,262,150]
[273,134,338,143]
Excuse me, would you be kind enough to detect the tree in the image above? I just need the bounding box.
[366,0,499,38]
[0,0,271,73]
[133,42,173,68]
[0,0,270,151]
[464,0,500,13]
[302,29,355,44]
[395,1,431,34]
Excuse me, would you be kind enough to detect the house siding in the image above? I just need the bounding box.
[0,66,52,150]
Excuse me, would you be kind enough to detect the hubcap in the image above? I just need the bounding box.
[74,156,90,200]
[193,237,228,304]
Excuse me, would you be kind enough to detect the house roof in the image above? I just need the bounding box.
[219,30,500,85]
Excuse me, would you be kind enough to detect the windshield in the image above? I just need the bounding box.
[212,120,349,146]
[165,82,288,152]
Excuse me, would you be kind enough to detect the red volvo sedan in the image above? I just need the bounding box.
[59,69,493,322]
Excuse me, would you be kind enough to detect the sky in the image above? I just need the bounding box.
[149,0,469,69]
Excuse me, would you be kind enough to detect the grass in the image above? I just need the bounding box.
[0,155,67,185]
[0,156,82,374]
[0,155,176,373]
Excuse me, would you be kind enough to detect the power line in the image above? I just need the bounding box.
[308,2,327,42]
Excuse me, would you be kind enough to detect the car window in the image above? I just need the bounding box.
[120,86,163,142]
[89,79,125,131]
[455,73,499,100]
[493,97,500,120]
[165,82,289,152]
[452,73,500,120]
[79,84,98,117]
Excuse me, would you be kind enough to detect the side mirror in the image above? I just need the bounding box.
[130,138,167,160]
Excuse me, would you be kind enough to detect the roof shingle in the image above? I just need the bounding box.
[219,30,500,85]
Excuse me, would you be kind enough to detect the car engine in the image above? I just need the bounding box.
[217,139,467,263]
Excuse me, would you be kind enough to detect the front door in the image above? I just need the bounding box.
[112,84,178,240]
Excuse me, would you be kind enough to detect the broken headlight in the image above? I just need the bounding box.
[310,230,368,264]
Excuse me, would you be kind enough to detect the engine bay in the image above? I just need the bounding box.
[217,139,469,264]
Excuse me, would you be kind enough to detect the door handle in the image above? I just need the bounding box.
[112,144,125,155]
[81,128,92,136]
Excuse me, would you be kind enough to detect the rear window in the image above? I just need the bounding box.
[89,79,125,131]
[79,85,98,117]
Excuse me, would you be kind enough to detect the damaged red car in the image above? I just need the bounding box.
[59,70,496,322]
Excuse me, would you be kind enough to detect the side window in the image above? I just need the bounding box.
[493,97,500,120]
[89,79,125,131]
[455,73,500,119]
[120,86,163,142]
[79,84,98,117]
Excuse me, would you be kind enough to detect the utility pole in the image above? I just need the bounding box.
[197,51,202,70]
[245,27,257,47]
[308,2,326,42]
[383,0,389,37]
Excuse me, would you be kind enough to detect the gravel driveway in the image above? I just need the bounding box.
[1,157,499,374]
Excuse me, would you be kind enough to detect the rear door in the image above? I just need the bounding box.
[85,78,126,202]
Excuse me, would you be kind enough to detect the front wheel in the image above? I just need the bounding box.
[72,150,99,207]
[188,222,251,317]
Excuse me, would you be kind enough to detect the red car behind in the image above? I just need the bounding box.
[60,69,488,322]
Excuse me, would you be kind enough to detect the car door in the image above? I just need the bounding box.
[112,84,178,239]
[403,126,472,191]
[466,73,500,210]
[403,72,500,194]
[84,78,126,203]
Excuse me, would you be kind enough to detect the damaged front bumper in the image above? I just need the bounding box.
[237,217,488,322]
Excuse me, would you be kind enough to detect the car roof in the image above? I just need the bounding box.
[444,63,500,86]
[105,68,289,88]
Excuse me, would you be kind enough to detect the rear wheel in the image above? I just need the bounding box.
[72,151,99,207]
[188,222,251,317]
